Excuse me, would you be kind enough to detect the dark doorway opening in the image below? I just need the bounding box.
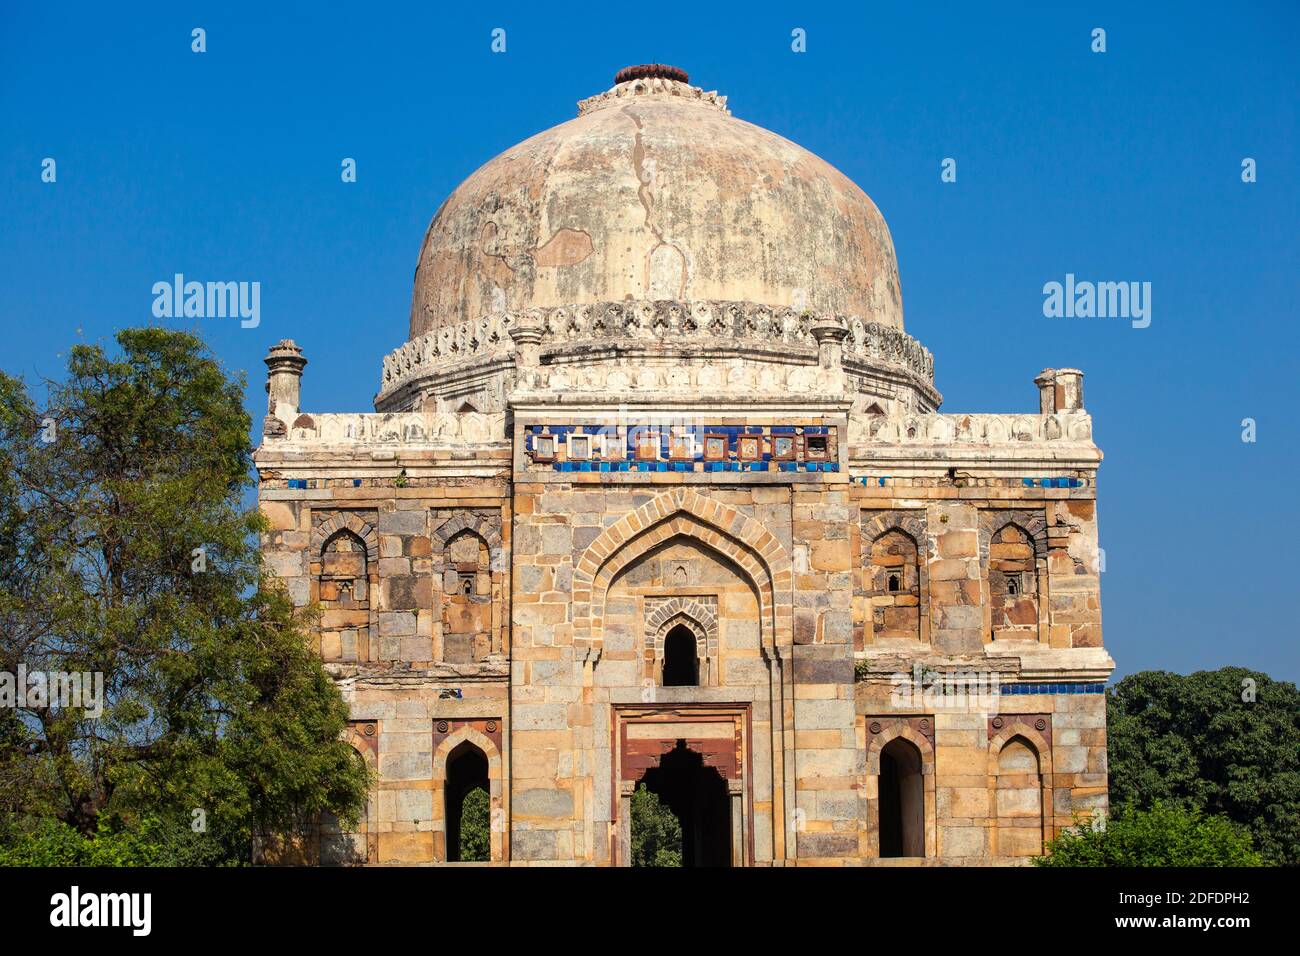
[639,739,731,866]
[445,741,489,862]
[879,738,925,858]
[662,625,698,686]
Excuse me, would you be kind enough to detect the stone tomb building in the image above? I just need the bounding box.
[254,65,1113,866]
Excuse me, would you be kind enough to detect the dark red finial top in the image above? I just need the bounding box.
[615,64,689,85]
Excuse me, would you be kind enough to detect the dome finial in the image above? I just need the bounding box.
[615,64,689,85]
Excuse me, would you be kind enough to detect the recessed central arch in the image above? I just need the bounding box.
[572,489,793,658]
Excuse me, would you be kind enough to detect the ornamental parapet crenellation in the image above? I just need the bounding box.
[257,407,1093,461]
[849,411,1093,446]
[376,300,936,408]
[262,410,508,447]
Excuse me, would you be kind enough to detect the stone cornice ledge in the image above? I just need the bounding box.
[856,646,1114,682]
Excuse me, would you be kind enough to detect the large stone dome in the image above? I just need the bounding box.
[408,67,904,339]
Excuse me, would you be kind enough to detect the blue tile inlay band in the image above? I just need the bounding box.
[527,423,839,474]
[1000,682,1106,695]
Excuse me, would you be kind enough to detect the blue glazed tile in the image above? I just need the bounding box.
[599,462,609,473]
[1022,478,1034,487]
[353,479,362,487]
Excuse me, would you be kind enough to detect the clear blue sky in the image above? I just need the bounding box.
[3,2,1297,681]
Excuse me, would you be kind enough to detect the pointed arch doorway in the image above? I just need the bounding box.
[639,740,731,866]
[614,705,752,867]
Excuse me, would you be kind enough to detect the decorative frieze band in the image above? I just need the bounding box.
[379,300,934,398]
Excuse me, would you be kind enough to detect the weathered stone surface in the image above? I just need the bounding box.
[252,67,1112,869]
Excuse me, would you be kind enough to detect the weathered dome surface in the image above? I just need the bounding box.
[408,73,904,340]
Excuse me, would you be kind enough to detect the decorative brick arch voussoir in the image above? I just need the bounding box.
[646,596,718,647]
[312,513,379,561]
[432,512,503,552]
[572,489,792,655]
[977,509,1049,563]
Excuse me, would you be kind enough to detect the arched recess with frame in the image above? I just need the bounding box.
[431,724,506,864]
[864,719,937,859]
[431,512,506,660]
[644,597,720,686]
[977,509,1050,645]
[987,720,1054,858]
[319,721,380,865]
[859,510,930,646]
[570,488,796,861]
[310,513,380,662]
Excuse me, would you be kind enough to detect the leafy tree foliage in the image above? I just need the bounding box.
[0,328,369,864]
[1035,802,1262,867]
[630,784,682,867]
[458,787,491,862]
[1107,668,1300,865]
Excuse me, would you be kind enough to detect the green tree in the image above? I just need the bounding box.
[458,787,491,862]
[1035,802,1263,867]
[1107,668,1300,865]
[0,328,369,864]
[631,784,682,867]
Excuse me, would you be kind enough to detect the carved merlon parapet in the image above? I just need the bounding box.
[376,300,935,403]
[851,411,1094,445]
[260,410,507,448]
[848,412,1099,471]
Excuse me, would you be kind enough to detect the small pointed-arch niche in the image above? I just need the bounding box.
[431,510,505,665]
[442,529,492,664]
[319,529,370,662]
[988,523,1042,641]
[869,529,921,641]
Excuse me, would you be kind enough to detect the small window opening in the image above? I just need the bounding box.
[662,624,699,687]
